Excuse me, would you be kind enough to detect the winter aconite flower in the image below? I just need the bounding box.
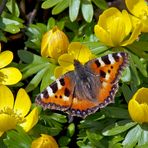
[0,50,22,85]
[128,87,148,124]
[94,7,141,47]
[0,85,38,136]
[125,0,148,32]
[31,134,58,148]
[41,26,69,60]
[54,42,93,78]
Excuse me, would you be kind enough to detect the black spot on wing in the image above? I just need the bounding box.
[95,60,101,67]
[43,90,49,98]
[64,88,71,97]
[50,82,58,93]
[101,55,111,64]
[59,78,65,86]
[100,70,106,78]
[112,53,119,62]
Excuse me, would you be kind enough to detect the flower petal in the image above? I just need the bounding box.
[31,134,59,148]
[0,85,14,109]
[54,65,74,78]
[133,87,148,103]
[58,54,74,67]
[109,17,126,46]
[0,131,4,137]
[128,99,145,123]
[0,114,17,132]
[98,7,121,30]
[122,10,132,35]
[125,0,148,17]
[121,22,142,46]
[20,107,38,132]
[0,67,22,85]
[94,25,113,46]
[14,88,31,117]
[0,51,13,69]
[68,42,92,64]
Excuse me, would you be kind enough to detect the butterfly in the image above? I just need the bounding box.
[36,52,128,118]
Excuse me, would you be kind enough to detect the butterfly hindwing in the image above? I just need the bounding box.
[36,72,75,111]
[85,52,128,107]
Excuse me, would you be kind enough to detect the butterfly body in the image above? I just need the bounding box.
[36,52,128,118]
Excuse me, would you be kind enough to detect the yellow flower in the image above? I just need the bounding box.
[31,134,59,148]
[41,26,69,60]
[54,42,93,78]
[128,87,148,124]
[0,50,22,85]
[0,85,39,136]
[94,7,142,47]
[125,0,148,32]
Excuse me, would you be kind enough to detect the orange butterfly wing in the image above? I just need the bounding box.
[68,52,128,117]
[36,72,75,111]
[36,52,128,118]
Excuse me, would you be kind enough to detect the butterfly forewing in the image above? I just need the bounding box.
[36,72,75,111]
[85,52,129,107]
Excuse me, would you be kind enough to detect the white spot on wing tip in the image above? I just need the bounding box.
[108,54,115,64]
[47,86,54,97]
[98,58,105,66]
[56,79,62,90]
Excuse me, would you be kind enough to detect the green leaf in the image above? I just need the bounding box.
[92,0,108,10]
[127,41,148,59]
[18,50,34,64]
[40,65,56,91]
[6,0,20,17]
[22,63,49,79]
[102,120,137,136]
[131,54,147,77]
[121,84,133,103]
[138,124,148,146]
[0,30,7,42]
[84,42,108,55]
[130,54,141,86]
[0,13,24,34]
[101,107,130,119]
[25,67,48,92]
[58,136,71,146]
[52,0,69,15]
[4,126,32,148]
[81,0,93,23]
[69,0,80,22]
[121,66,131,82]
[86,130,103,145]
[122,125,142,148]
[25,23,46,50]
[47,17,56,30]
[67,123,75,137]
[42,0,62,9]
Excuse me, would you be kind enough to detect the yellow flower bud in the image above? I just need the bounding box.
[128,87,148,124]
[94,7,142,47]
[41,26,69,60]
[31,134,59,148]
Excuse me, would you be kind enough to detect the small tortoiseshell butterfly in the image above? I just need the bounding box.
[36,52,128,118]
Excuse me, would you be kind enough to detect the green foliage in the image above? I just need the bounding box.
[3,126,32,148]
[41,0,108,22]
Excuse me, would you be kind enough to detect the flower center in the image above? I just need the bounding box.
[0,72,7,83]
[0,107,25,124]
